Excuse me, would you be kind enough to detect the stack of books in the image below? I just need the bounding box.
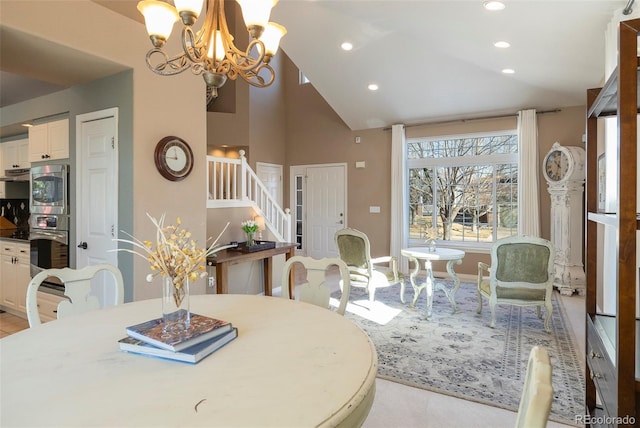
[118,312,237,364]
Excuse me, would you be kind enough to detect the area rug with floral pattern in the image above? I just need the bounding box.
[337,281,584,425]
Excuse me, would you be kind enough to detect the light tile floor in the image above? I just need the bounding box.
[0,290,585,428]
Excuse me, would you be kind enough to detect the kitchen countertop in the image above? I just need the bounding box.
[0,229,29,242]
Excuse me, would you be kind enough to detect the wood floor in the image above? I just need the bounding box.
[0,311,29,338]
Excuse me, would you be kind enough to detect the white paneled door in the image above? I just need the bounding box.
[75,108,118,307]
[305,164,346,258]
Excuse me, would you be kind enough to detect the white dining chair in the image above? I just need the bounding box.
[515,345,554,428]
[281,256,351,315]
[26,263,124,327]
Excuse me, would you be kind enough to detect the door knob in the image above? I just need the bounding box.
[77,242,88,249]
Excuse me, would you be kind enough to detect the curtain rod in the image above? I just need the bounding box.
[623,0,635,15]
[383,108,561,131]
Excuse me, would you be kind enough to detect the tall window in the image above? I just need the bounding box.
[407,131,518,247]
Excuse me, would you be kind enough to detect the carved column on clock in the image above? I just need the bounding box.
[548,181,586,295]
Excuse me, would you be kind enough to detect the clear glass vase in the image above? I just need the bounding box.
[246,231,255,247]
[162,276,190,336]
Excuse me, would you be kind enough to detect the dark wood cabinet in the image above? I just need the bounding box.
[585,18,640,427]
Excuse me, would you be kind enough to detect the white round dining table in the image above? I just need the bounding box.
[0,294,377,427]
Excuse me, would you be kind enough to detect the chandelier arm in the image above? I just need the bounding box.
[181,26,207,65]
[232,62,275,88]
[225,39,267,73]
[145,48,199,76]
[214,0,265,73]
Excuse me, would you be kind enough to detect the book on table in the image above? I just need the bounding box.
[125,312,233,352]
[119,327,238,364]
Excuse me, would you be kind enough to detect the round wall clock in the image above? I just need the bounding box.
[154,136,194,181]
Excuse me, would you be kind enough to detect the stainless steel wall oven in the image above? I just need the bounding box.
[29,165,70,291]
[30,165,68,215]
[30,215,69,291]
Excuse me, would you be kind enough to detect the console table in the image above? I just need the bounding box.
[400,247,465,319]
[207,242,298,296]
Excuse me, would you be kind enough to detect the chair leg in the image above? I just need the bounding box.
[477,290,483,314]
[489,301,496,328]
[368,285,376,303]
[544,300,552,333]
[536,305,542,319]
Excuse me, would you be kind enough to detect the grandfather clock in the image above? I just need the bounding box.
[542,142,586,296]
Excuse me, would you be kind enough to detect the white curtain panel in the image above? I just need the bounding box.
[390,124,409,274]
[517,109,541,237]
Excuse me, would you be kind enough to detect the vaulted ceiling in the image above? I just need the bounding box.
[0,0,631,133]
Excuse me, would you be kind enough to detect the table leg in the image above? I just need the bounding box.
[264,258,273,296]
[407,258,434,320]
[216,263,229,294]
[424,260,435,320]
[436,259,462,314]
[402,256,420,304]
[286,247,295,300]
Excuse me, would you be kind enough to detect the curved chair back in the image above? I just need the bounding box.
[335,228,372,273]
[26,263,124,327]
[281,256,351,315]
[515,346,553,427]
[492,236,554,287]
[477,235,555,332]
[334,228,400,303]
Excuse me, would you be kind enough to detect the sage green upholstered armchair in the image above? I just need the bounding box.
[335,228,400,303]
[477,235,555,333]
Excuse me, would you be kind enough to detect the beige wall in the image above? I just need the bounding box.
[278,52,587,276]
[207,52,587,277]
[2,1,208,299]
[6,2,588,291]
[205,2,287,170]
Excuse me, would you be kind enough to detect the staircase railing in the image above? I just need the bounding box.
[206,151,291,242]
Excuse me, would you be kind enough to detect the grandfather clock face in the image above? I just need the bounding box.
[544,150,569,182]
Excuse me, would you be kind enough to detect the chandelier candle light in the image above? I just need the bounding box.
[116,213,234,335]
[137,0,287,99]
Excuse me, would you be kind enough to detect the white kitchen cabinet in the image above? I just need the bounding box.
[36,290,68,323]
[2,138,29,171]
[0,241,30,315]
[28,118,69,162]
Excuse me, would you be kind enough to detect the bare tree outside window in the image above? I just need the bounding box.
[408,133,518,244]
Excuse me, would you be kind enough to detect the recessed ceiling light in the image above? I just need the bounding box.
[502,68,515,74]
[494,41,510,48]
[483,1,505,11]
[368,83,379,91]
[341,42,353,51]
